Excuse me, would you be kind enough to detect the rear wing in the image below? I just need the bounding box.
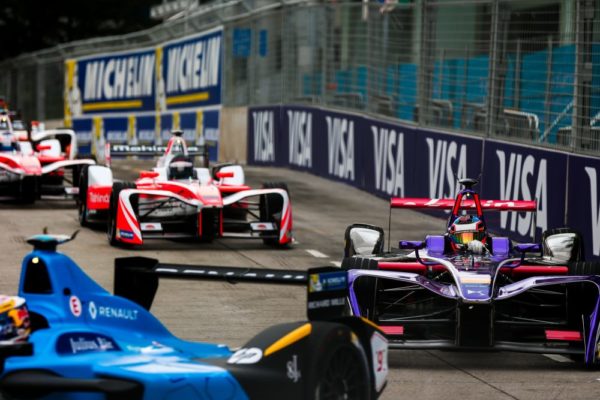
[390,197,537,212]
[106,143,209,168]
[113,257,346,321]
[109,143,209,157]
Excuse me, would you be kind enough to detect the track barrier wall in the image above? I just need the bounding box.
[248,104,600,261]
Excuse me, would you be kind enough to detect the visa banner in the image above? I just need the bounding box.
[248,104,600,260]
[64,27,223,120]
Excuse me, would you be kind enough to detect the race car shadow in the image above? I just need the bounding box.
[388,349,593,372]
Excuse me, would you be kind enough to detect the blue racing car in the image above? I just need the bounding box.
[0,233,388,399]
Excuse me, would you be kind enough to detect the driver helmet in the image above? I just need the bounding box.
[0,296,31,344]
[448,215,486,248]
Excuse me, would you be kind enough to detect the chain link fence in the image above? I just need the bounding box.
[1,0,599,155]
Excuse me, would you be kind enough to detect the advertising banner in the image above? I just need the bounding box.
[247,104,600,259]
[158,27,222,112]
[247,106,284,166]
[65,27,223,161]
[567,155,600,260]
[481,141,567,243]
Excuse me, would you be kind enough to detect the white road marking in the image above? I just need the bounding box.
[306,249,328,258]
[330,261,342,267]
[542,354,574,363]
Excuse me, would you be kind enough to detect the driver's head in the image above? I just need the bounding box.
[0,296,31,344]
[448,215,486,249]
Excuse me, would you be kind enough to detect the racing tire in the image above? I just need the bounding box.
[107,182,136,247]
[78,165,90,227]
[308,324,372,400]
[259,182,290,247]
[71,155,95,189]
[567,261,600,276]
[565,261,600,361]
[341,257,379,319]
[542,227,585,262]
[19,176,38,204]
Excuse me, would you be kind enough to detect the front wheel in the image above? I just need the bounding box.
[78,165,90,226]
[107,182,136,246]
[309,328,372,400]
[259,181,290,247]
[20,176,38,204]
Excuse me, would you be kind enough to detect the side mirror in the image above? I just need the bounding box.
[399,240,425,250]
[344,224,384,257]
[216,171,234,179]
[139,170,159,179]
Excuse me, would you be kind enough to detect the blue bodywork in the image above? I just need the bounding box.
[5,246,249,400]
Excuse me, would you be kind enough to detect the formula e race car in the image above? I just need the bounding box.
[341,178,600,367]
[78,131,293,247]
[0,233,388,400]
[0,115,94,203]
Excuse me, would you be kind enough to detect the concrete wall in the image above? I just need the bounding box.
[219,106,248,163]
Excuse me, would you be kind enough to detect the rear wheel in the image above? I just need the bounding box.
[259,181,290,247]
[107,182,136,246]
[20,176,38,204]
[78,165,89,226]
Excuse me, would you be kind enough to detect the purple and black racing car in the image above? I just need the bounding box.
[342,178,600,367]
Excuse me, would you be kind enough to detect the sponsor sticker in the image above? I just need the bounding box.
[370,331,388,392]
[89,190,110,206]
[119,230,134,239]
[56,332,120,355]
[141,222,163,231]
[69,296,82,317]
[286,355,301,383]
[250,222,276,231]
[458,273,491,284]
[228,347,263,364]
[308,271,347,293]
[87,300,138,321]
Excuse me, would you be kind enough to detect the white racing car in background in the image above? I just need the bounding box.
[0,115,94,203]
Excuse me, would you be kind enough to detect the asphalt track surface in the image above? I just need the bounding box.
[0,161,599,400]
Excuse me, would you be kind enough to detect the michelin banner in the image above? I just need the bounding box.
[248,104,600,260]
[65,27,222,160]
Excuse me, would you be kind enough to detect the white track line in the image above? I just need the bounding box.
[542,354,573,363]
[306,249,329,258]
[330,261,342,267]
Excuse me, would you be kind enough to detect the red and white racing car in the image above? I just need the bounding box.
[0,115,94,203]
[79,131,293,247]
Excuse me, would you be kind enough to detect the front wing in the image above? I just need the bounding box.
[348,267,600,364]
[115,188,292,245]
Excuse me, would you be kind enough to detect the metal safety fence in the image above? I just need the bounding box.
[1,0,599,155]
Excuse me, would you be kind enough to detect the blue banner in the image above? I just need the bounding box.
[567,155,600,260]
[71,49,156,115]
[481,141,567,243]
[248,106,284,166]
[248,104,600,259]
[159,27,222,111]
